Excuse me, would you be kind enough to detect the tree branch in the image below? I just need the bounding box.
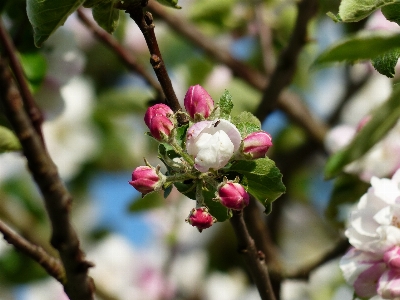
[0,218,65,282]
[119,1,187,125]
[147,0,327,144]
[0,19,45,144]
[255,0,318,121]
[0,57,95,300]
[76,8,165,100]
[230,210,276,300]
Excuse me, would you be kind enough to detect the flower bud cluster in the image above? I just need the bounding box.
[129,84,273,232]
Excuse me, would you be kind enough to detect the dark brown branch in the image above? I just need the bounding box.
[230,210,276,300]
[147,0,327,144]
[0,57,95,300]
[0,219,65,282]
[0,19,45,144]
[76,8,165,100]
[121,2,187,125]
[286,238,349,280]
[255,0,318,121]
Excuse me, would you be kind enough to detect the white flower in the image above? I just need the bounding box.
[340,170,400,299]
[186,119,241,172]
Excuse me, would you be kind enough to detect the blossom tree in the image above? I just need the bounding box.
[1,0,400,299]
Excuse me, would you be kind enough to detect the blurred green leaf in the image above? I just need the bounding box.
[382,3,400,25]
[97,87,151,114]
[19,52,47,92]
[0,126,21,153]
[325,174,369,227]
[218,90,234,120]
[156,0,181,9]
[313,32,400,66]
[92,0,120,34]
[371,48,400,78]
[335,0,400,22]
[83,0,103,7]
[27,0,85,47]
[325,84,400,178]
[128,190,165,212]
[229,158,286,210]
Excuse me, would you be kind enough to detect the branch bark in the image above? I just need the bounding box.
[0,219,65,282]
[0,57,95,300]
[0,19,45,144]
[230,210,276,300]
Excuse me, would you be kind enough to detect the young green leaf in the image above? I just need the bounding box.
[19,52,47,92]
[232,111,261,137]
[27,0,85,47]
[313,32,400,66]
[218,90,234,120]
[128,191,165,212]
[92,0,120,34]
[0,126,21,153]
[337,0,400,22]
[381,3,400,25]
[229,158,285,209]
[325,84,400,178]
[371,48,400,78]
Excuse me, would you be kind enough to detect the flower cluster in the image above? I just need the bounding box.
[340,170,400,299]
[129,85,273,231]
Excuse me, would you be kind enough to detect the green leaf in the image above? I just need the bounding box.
[325,84,400,178]
[202,183,230,222]
[371,47,400,77]
[156,0,181,9]
[27,0,85,47]
[336,0,400,22]
[19,52,47,92]
[174,180,196,200]
[128,191,165,212]
[175,124,188,149]
[92,0,120,34]
[83,0,102,7]
[231,111,261,138]
[382,3,400,25]
[0,126,21,153]
[313,32,400,66]
[325,174,369,227]
[218,90,234,120]
[229,158,285,208]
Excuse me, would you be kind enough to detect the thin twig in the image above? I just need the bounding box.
[0,18,45,145]
[0,57,95,300]
[255,0,318,121]
[230,210,276,300]
[76,8,165,100]
[120,1,187,125]
[0,219,65,282]
[147,0,327,144]
[252,0,275,75]
[286,237,349,280]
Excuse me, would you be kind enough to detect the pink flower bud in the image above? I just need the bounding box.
[184,85,214,119]
[129,166,164,195]
[384,246,400,270]
[149,115,174,141]
[144,104,173,128]
[185,207,216,232]
[217,182,249,210]
[242,131,272,159]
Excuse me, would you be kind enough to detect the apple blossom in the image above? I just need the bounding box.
[217,181,249,210]
[144,104,173,128]
[242,131,272,159]
[129,166,165,195]
[186,119,241,172]
[144,104,174,141]
[184,84,214,119]
[185,207,216,232]
[340,170,400,299]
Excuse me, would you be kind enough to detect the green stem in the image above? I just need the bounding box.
[170,140,195,166]
[165,173,197,183]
